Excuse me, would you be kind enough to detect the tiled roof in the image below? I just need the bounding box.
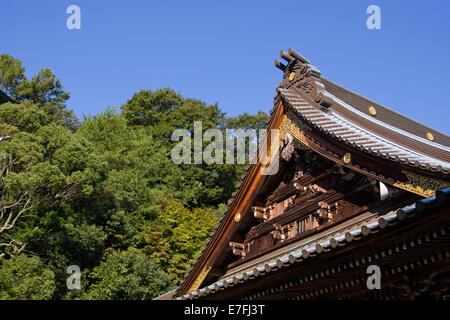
[278,87,450,174]
[177,188,450,300]
[321,79,450,148]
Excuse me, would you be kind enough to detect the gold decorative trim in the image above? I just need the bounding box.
[279,111,309,147]
[187,265,211,293]
[368,106,377,116]
[394,171,449,197]
[426,132,434,141]
[343,153,352,164]
[288,72,295,81]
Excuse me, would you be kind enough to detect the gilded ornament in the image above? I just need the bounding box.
[288,72,295,81]
[343,153,352,164]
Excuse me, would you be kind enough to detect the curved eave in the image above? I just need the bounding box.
[321,78,450,148]
[277,87,450,176]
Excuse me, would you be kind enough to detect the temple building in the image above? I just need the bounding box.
[165,49,450,300]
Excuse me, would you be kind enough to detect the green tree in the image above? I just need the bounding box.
[0,54,25,99]
[19,68,69,106]
[0,53,270,299]
[0,54,77,128]
[135,199,218,282]
[82,249,171,300]
[0,255,55,299]
[224,111,268,131]
[122,87,183,127]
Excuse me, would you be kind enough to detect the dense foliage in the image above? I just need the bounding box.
[0,54,268,299]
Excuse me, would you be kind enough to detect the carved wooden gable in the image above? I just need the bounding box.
[174,48,450,299]
[227,145,383,265]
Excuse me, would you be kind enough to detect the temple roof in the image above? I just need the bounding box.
[278,87,450,173]
[273,49,450,175]
[321,78,450,148]
[173,49,450,299]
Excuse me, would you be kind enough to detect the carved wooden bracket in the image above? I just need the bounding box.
[293,183,326,198]
[270,222,296,242]
[253,206,271,222]
[229,241,251,258]
[314,201,333,224]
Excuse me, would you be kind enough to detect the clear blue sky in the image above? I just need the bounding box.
[2,0,449,134]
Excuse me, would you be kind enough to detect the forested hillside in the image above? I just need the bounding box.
[0,54,268,299]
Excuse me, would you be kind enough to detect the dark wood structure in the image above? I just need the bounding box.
[0,89,15,104]
[170,49,450,300]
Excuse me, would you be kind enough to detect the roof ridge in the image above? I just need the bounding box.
[321,77,450,140]
[279,88,450,172]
